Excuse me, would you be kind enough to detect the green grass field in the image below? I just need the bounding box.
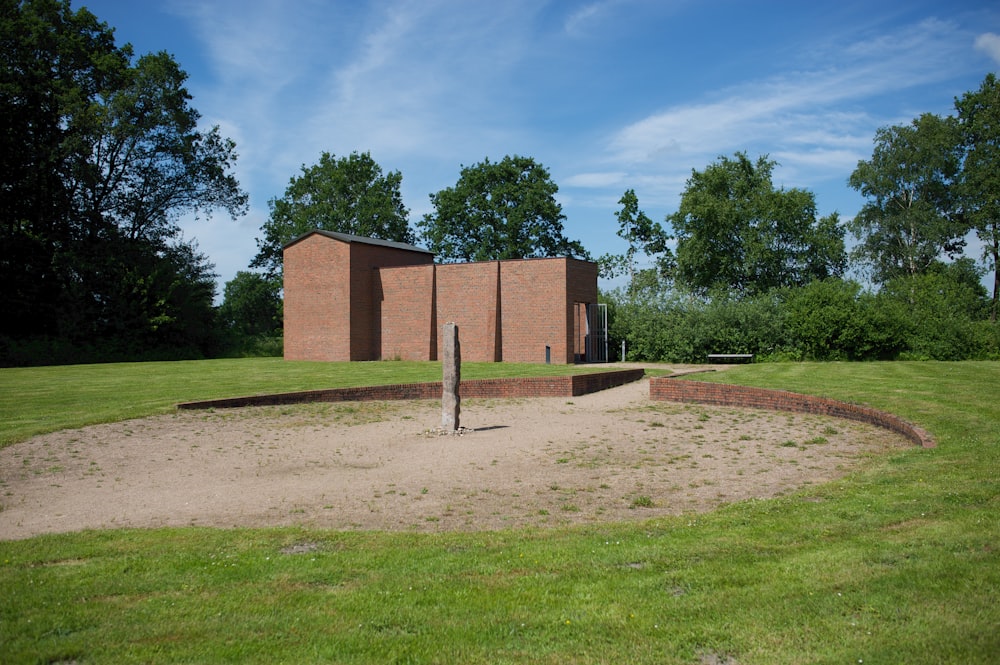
[1,360,997,663]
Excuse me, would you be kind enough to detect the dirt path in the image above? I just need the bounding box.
[0,378,909,540]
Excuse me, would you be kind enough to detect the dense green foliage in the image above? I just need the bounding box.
[1,0,247,366]
[606,269,998,363]
[668,153,846,297]
[418,155,588,262]
[251,151,413,278]
[955,73,1000,320]
[1,362,997,663]
[849,113,966,283]
[214,271,283,357]
[607,76,1000,364]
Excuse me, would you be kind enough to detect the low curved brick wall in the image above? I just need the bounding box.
[177,369,645,410]
[649,376,935,448]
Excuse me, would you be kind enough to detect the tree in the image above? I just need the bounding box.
[1,0,247,362]
[598,189,672,286]
[955,73,1000,321]
[217,271,283,338]
[877,259,990,359]
[667,153,846,297]
[252,151,413,277]
[418,155,588,262]
[848,113,966,284]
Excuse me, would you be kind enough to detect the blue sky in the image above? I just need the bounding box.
[78,0,1000,294]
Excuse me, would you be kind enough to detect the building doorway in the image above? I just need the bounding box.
[585,303,608,363]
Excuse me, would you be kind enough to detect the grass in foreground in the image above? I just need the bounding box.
[1,361,998,664]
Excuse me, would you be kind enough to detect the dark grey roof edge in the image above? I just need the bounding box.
[284,229,434,255]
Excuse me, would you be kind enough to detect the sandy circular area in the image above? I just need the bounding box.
[0,378,910,540]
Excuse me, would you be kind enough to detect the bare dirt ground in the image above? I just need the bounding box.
[0,377,911,540]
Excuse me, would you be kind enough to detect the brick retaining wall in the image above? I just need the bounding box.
[177,369,645,410]
[649,376,935,448]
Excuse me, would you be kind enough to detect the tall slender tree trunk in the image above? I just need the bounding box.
[992,242,999,323]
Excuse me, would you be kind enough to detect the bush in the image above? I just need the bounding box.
[878,267,992,360]
[665,295,787,363]
[214,334,284,359]
[606,287,787,363]
[0,335,213,367]
[603,269,995,363]
[781,279,907,360]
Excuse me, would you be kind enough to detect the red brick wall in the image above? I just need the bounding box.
[283,233,433,361]
[377,258,595,363]
[377,264,435,360]
[500,258,570,363]
[283,234,352,361]
[348,243,433,360]
[435,262,501,362]
[177,369,645,409]
[649,377,935,448]
[284,232,600,364]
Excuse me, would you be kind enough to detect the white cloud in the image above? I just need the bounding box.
[171,0,330,88]
[605,18,975,193]
[564,1,615,36]
[772,148,862,176]
[302,2,540,158]
[563,0,687,37]
[975,32,1000,65]
[564,172,628,188]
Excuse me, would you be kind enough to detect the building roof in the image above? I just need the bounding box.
[284,229,434,255]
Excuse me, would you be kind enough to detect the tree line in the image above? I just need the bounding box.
[2,0,246,365]
[3,1,996,365]
[600,73,1000,361]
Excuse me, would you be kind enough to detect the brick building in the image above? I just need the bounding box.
[283,230,606,364]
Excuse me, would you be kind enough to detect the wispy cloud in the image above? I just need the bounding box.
[585,17,976,206]
[563,0,687,37]
[181,0,557,220]
[291,2,546,168]
[975,32,1000,64]
[171,0,330,89]
[564,1,623,36]
[563,172,629,188]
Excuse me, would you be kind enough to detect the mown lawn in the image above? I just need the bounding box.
[0,360,997,664]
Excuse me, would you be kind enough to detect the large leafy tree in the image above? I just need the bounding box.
[598,189,672,287]
[848,113,966,284]
[252,151,413,278]
[1,0,247,361]
[955,73,1000,321]
[217,271,282,338]
[418,155,587,262]
[667,153,845,297]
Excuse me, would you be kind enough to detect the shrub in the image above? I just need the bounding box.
[781,279,907,360]
[878,266,992,360]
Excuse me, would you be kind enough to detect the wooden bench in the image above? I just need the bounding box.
[707,353,754,363]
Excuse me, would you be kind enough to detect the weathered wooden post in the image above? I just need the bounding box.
[441,322,461,431]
